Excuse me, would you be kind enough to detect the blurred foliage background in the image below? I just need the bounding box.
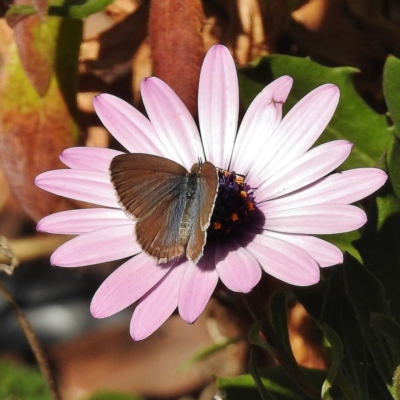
[0,0,400,399]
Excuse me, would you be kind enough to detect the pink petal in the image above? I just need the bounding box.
[242,233,320,286]
[259,168,387,212]
[140,77,204,169]
[50,225,140,267]
[93,94,168,156]
[60,147,123,173]
[37,208,131,235]
[261,231,343,268]
[261,204,367,234]
[198,45,239,168]
[91,253,172,318]
[249,84,340,183]
[35,170,119,208]
[256,140,353,202]
[130,262,186,340]
[178,254,219,323]
[230,76,293,175]
[215,239,261,292]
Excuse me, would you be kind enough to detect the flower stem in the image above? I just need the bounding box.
[0,281,62,400]
[241,289,321,400]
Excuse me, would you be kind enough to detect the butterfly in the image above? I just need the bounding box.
[110,153,219,264]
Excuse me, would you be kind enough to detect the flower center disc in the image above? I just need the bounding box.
[208,169,255,238]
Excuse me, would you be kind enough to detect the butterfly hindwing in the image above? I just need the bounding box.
[186,161,219,262]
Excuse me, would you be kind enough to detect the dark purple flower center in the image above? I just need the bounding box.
[208,169,256,238]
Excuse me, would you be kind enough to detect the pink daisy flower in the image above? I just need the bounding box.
[35,45,387,340]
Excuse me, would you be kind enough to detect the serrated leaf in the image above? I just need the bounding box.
[319,231,361,263]
[383,56,400,139]
[238,55,390,170]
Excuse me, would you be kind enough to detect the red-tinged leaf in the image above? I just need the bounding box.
[0,40,79,222]
[12,0,57,97]
[149,0,205,117]
[32,0,48,18]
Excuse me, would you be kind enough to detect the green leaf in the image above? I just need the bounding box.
[6,0,113,19]
[393,366,400,400]
[238,55,390,170]
[387,137,400,199]
[0,361,52,400]
[320,267,370,400]
[343,255,393,384]
[354,190,400,322]
[66,0,114,18]
[249,348,280,400]
[320,323,347,400]
[0,17,80,220]
[319,231,361,263]
[383,56,400,139]
[86,391,142,400]
[269,290,296,363]
[217,366,326,400]
[371,313,400,368]
[180,337,238,369]
[248,320,278,358]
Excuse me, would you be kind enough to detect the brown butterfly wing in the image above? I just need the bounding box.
[110,153,189,263]
[186,161,219,262]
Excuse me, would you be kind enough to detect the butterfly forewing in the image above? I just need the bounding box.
[110,154,188,219]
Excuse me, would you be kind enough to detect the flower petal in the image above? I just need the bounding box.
[230,76,293,175]
[130,262,186,340]
[249,84,340,184]
[215,239,261,292]
[35,169,119,208]
[93,94,168,156]
[91,253,172,318]
[261,231,343,268]
[50,225,140,267]
[256,140,353,202]
[60,147,123,173]
[261,204,366,234]
[37,208,131,234]
[141,77,204,169]
[258,168,387,212]
[198,44,239,168]
[178,253,219,323]
[242,233,320,286]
